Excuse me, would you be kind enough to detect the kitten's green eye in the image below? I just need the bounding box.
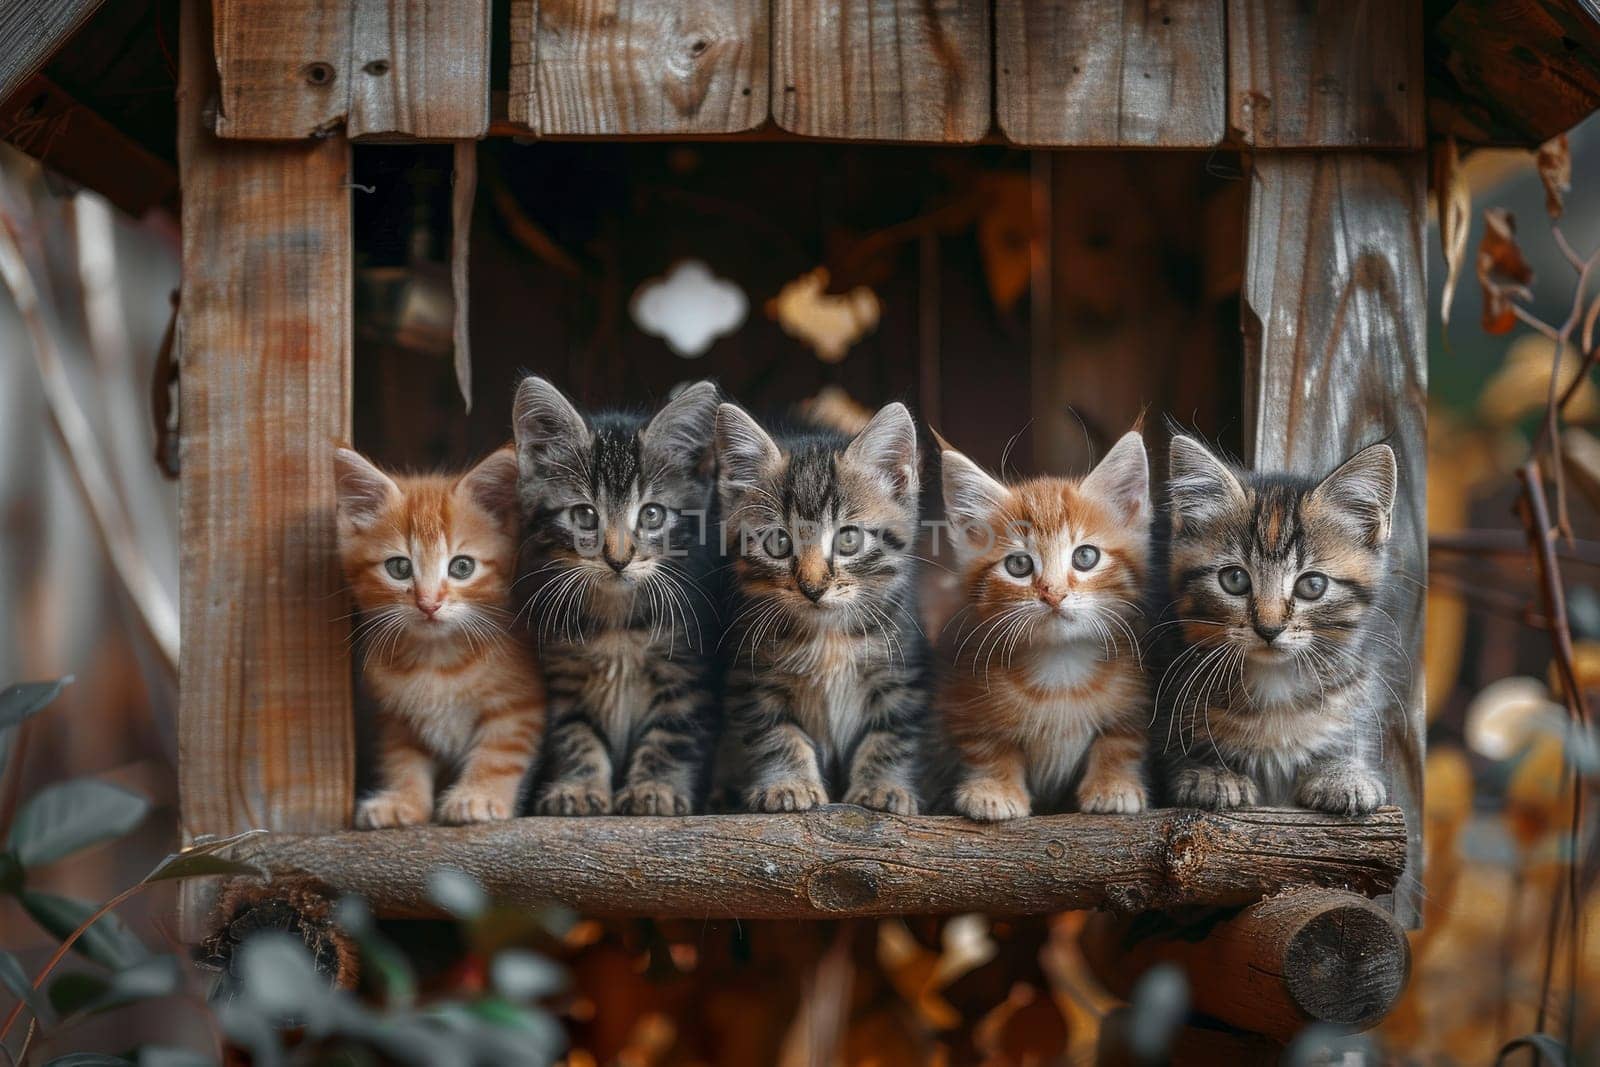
[1003,553,1033,578]
[1294,572,1328,600]
[639,503,667,530]
[764,528,793,558]
[835,526,864,556]
[1218,566,1251,595]
[570,504,599,530]
[384,557,413,581]
[448,556,475,580]
[1072,545,1100,571]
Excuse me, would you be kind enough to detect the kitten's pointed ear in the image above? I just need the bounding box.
[844,402,919,501]
[457,447,520,520]
[513,376,589,494]
[1167,435,1246,531]
[642,380,720,474]
[334,448,399,528]
[714,403,780,492]
[1081,431,1150,523]
[940,447,1008,545]
[1311,442,1398,547]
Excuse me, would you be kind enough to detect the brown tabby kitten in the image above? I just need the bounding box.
[939,432,1153,820]
[716,402,927,814]
[1157,436,1398,815]
[336,447,546,828]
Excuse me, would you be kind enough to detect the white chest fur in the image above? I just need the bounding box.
[372,668,480,763]
[580,629,652,755]
[1010,642,1128,799]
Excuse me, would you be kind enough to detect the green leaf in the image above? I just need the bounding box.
[42,1056,132,1066]
[137,1046,215,1067]
[1498,1033,1569,1067]
[142,831,269,885]
[0,947,48,1023]
[0,678,70,732]
[9,780,151,868]
[60,956,184,1018]
[21,891,150,971]
[49,971,111,1016]
[491,951,566,1003]
[426,867,486,920]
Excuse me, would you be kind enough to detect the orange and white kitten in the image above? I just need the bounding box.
[335,446,546,828]
[939,432,1152,820]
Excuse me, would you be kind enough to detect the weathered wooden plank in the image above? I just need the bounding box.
[243,806,1408,920]
[996,0,1224,147]
[0,0,105,104]
[1083,889,1411,1041]
[527,0,768,135]
[773,0,989,142]
[213,0,351,139]
[347,0,490,138]
[1242,153,1427,924]
[213,0,489,140]
[180,0,354,838]
[1226,0,1423,148]
[507,0,536,130]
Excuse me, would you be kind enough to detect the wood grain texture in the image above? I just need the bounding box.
[180,0,355,836]
[1242,153,1427,925]
[773,0,990,142]
[528,0,769,134]
[243,806,1407,920]
[347,0,490,138]
[0,0,105,104]
[996,0,1224,147]
[213,0,489,139]
[1227,0,1423,148]
[1083,888,1411,1041]
[507,0,535,129]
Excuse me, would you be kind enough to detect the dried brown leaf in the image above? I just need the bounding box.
[1436,138,1470,333]
[1537,133,1572,221]
[1478,208,1535,336]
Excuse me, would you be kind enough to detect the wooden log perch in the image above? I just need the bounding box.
[241,805,1405,921]
[1081,887,1411,1043]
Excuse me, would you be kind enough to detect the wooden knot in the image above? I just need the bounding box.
[805,860,882,912]
[302,62,336,87]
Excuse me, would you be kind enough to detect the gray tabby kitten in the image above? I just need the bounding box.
[513,376,721,816]
[1157,435,1400,815]
[715,402,927,814]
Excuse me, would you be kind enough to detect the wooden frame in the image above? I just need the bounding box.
[179,0,1429,995]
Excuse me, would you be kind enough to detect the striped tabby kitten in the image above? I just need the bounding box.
[513,377,721,816]
[1158,435,1398,815]
[939,432,1153,820]
[336,447,546,828]
[715,402,927,814]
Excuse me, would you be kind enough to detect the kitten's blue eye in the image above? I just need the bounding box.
[1294,572,1328,600]
[570,504,599,530]
[1072,545,1100,571]
[639,503,667,530]
[764,528,793,558]
[835,526,864,556]
[1003,553,1033,578]
[1218,566,1251,595]
[448,556,475,580]
[384,557,412,580]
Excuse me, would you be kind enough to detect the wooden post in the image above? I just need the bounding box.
[1241,152,1428,925]
[1082,888,1411,1043]
[178,0,355,863]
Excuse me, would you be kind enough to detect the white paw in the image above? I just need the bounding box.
[748,780,828,813]
[954,780,1031,821]
[617,781,693,816]
[1078,777,1148,814]
[845,784,920,815]
[356,791,431,830]
[436,788,514,824]
[1170,767,1259,810]
[1296,769,1386,815]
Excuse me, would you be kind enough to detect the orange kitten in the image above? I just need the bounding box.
[335,446,546,828]
[938,432,1152,819]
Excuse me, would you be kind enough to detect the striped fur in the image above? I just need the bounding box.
[513,377,721,816]
[937,431,1153,819]
[1156,435,1399,815]
[715,402,928,814]
[336,447,546,828]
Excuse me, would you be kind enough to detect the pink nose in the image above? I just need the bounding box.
[417,600,441,618]
[1039,587,1063,609]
